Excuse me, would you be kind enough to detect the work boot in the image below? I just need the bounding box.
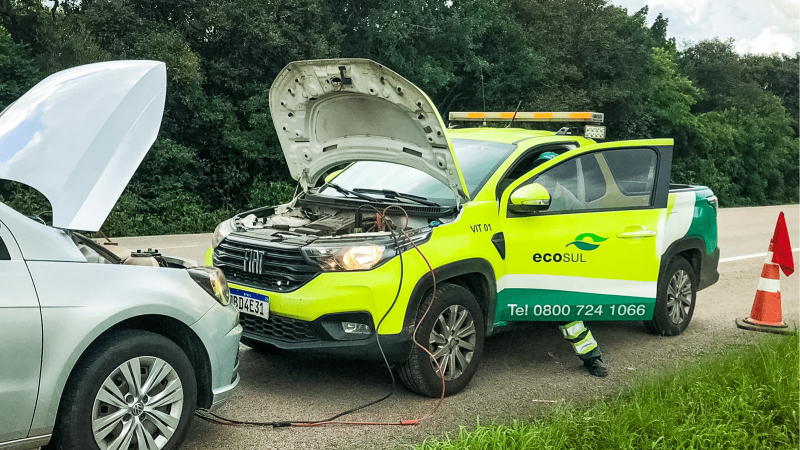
[584,357,608,377]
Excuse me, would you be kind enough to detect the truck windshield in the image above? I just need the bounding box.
[319,139,516,204]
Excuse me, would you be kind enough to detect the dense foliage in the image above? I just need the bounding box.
[1,0,797,235]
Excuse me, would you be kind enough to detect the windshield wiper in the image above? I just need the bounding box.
[324,183,379,202]
[353,188,440,207]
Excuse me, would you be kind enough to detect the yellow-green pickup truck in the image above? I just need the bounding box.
[208,59,719,397]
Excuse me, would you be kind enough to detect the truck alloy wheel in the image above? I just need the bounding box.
[666,269,693,324]
[399,283,485,397]
[645,257,697,336]
[428,304,478,381]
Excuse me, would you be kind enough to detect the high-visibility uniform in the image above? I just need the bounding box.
[559,320,601,361]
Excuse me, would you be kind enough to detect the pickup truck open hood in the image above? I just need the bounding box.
[0,60,166,232]
[269,59,470,201]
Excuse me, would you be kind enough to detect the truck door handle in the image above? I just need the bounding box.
[616,230,657,238]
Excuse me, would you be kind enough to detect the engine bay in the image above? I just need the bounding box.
[230,197,456,243]
[71,232,196,268]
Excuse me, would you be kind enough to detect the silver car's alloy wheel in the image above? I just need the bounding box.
[666,269,693,324]
[92,356,184,450]
[429,304,477,381]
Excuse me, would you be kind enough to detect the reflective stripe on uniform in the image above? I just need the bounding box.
[573,330,598,356]
[559,321,587,340]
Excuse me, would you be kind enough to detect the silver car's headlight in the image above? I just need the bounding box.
[188,266,230,306]
[212,218,235,249]
[301,229,432,272]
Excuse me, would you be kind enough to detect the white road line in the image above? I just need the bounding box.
[720,248,800,263]
[153,245,204,250]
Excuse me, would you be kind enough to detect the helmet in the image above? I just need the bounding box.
[536,151,559,162]
[533,151,559,168]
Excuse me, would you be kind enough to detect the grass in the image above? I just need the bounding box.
[414,332,799,450]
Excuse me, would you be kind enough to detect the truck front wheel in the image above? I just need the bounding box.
[399,283,485,397]
[645,256,697,336]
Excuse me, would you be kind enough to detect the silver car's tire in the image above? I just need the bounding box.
[399,283,485,397]
[48,330,197,450]
[644,257,697,336]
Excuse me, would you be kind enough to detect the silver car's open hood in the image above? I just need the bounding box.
[0,60,166,232]
[269,59,470,201]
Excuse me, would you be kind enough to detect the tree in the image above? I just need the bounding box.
[639,46,700,151]
[508,0,659,138]
[676,39,799,206]
[679,38,743,113]
[649,13,675,52]
[0,24,39,108]
[741,52,800,137]
[336,0,498,104]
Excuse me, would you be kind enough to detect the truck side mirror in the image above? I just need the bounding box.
[509,183,551,213]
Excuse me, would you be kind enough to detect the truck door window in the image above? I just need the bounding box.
[596,148,658,207]
[496,144,577,198]
[531,153,606,212]
[579,154,606,202]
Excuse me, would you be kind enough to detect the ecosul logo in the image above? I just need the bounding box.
[243,249,264,274]
[566,233,608,251]
[532,233,607,263]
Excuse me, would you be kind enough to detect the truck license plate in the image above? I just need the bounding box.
[230,288,269,319]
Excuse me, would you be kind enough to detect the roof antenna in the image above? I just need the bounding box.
[506,100,522,128]
[480,65,486,126]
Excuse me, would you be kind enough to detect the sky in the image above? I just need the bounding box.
[610,0,800,55]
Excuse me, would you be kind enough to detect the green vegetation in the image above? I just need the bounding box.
[0,180,52,224]
[414,332,799,450]
[1,0,797,236]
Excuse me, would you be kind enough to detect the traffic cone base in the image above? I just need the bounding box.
[736,317,789,335]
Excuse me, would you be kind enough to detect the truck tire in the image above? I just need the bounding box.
[399,283,485,397]
[644,256,697,336]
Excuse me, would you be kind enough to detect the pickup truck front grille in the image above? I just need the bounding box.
[240,313,320,343]
[213,239,320,292]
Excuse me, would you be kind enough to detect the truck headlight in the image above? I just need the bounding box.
[188,266,231,306]
[212,219,234,249]
[300,229,433,272]
[302,244,388,271]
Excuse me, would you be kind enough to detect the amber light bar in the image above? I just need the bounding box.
[449,111,604,123]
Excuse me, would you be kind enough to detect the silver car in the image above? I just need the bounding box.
[0,61,241,450]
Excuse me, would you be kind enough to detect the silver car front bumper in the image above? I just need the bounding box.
[191,302,242,411]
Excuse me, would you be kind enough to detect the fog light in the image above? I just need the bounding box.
[342,322,371,335]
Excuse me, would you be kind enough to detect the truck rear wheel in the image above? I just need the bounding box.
[399,283,484,397]
[644,256,697,336]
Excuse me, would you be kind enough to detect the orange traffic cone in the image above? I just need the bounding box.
[736,239,789,334]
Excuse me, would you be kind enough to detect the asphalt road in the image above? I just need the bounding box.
[112,205,800,450]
